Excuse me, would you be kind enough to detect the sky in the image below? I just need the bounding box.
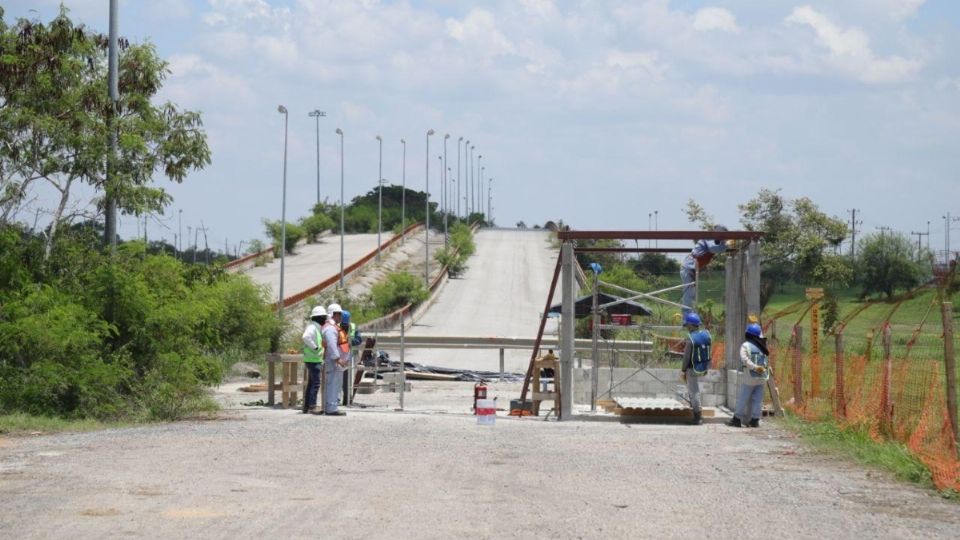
[5,0,960,257]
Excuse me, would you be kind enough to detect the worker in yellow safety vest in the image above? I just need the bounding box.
[301,305,327,414]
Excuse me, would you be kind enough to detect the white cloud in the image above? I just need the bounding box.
[445,9,517,58]
[692,7,740,34]
[860,0,926,21]
[605,50,667,81]
[786,5,923,84]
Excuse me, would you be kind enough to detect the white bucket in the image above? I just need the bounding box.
[476,398,496,425]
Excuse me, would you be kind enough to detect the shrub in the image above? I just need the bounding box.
[301,214,334,243]
[263,219,304,256]
[370,272,429,313]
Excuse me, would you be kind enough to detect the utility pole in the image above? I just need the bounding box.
[848,209,862,258]
[199,221,210,264]
[187,226,193,263]
[910,229,929,260]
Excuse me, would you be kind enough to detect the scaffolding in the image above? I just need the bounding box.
[519,230,765,420]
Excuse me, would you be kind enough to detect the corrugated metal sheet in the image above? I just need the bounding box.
[614,397,689,411]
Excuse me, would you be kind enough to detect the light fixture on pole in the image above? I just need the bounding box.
[277,105,289,323]
[400,139,406,244]
[308,109,326,206]
[457,137,463,218]
[425,129,435,287]
[376,134,383,262]
[336,127,345,288]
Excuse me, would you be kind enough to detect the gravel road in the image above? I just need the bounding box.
[2,387,958,539]
[402,228,558,373]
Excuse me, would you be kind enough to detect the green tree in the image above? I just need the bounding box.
[735,189,849,287]
[0,8,210,253]
[631,253,680,278]
[857,232,923,299]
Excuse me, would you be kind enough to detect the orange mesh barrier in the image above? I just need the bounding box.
[767,299,960,492]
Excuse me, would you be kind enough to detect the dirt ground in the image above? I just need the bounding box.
[1,381,959,539]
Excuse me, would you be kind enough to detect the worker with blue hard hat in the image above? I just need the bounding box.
[338,309,363,406]
[680,312,711,425]
[728,322,770,428]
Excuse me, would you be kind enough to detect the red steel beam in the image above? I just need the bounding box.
[556,230,764,241]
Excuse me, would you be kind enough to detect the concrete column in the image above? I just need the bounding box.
[724,252,742,408]
[747,240,761,317]
[560,242,575,420]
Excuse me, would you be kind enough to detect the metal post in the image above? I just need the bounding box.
[336,128,345,287]
[277,106,288,322]
[443,134,450,242]
[376,135,383,262]
[425,129,434,287]
[400,139,406,244]
[591,272,600,412]
[941,302,958,446]
[499,348,505,383]
[308,110,325,205]
[457,137,463,218]
[560,242,575,420]
[399,310,406,411]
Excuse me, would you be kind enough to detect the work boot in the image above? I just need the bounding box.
[726,416,742,428]
[325,411,346,416]
[690,411,703,425]
[748,418,760,428]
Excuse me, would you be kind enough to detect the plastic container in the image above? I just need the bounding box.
[476,398,496,425]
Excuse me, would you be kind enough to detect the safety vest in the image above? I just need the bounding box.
[303,321,324,363]
[688,329,712,376]
[325,320,350,355]
[744,341,769,381]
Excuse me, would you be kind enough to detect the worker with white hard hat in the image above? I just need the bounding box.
[322,303,349,415]
[301,305,327,414]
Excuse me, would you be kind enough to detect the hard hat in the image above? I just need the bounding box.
[713,224,728,232]
[683,312,702,327]
[310,305,327,318]
[341,309,351,325]
[746,323,763,337]
[327,303,343,314]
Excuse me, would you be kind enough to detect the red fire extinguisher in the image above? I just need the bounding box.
[473,381,487,415]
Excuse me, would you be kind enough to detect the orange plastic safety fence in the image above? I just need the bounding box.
[778,323,960,491]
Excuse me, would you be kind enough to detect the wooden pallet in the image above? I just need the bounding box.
[598,399,715,418]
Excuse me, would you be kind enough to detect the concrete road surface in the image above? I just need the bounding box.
[2,401,959,539]
[401,229,558,373]
[242,233,392,300]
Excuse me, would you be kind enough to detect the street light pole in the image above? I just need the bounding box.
[443,134,450,242]
[476,154,483,218]
[425,129,435,287]
[308,109,326,206]
[457,137,463,218]
[400,139,406,244]
[336,128,345,287]
[469,145,475,216]
[178,209,182,261]
[439,155,447,245]
[277,105,289,323]
[488,178,493,225]
[376,135,383,262]
[480,165,485,219]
